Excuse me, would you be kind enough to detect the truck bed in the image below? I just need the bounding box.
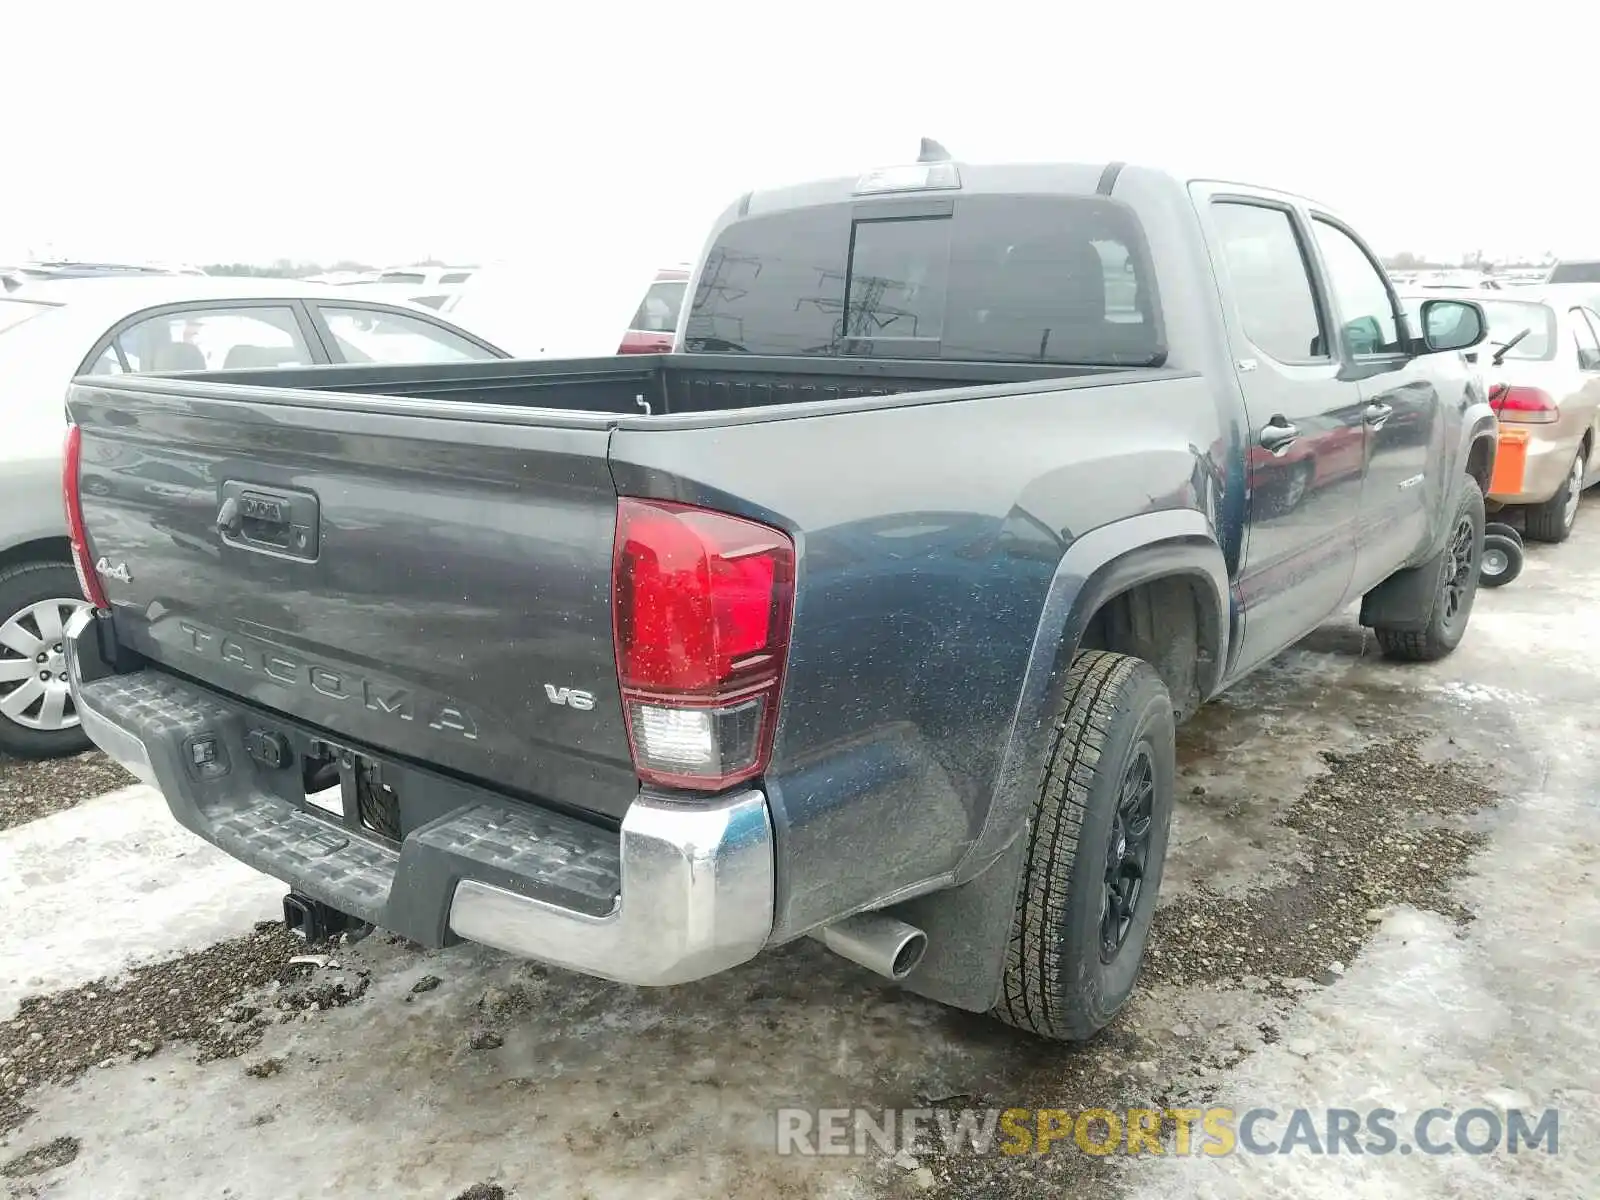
[164,352,1116,418]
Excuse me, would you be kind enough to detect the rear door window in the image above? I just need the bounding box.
[685,194,1162,365]
[110,306,316,371]
[318,306,501,363]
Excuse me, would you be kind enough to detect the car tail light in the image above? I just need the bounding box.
[613,497,795,790]
[618,331,673,355]
[1489,384,1559,424]
[62,424,110,609]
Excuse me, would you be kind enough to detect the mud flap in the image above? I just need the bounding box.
[889,835,1027,1013]
[1359,554,1444,633]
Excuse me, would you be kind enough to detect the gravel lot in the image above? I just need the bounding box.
[1,505,1597,1198]
[0,753,131,833]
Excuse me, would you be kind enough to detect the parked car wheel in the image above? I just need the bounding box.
[1374,476,1485,662]
[0,561,92,759]
[1523,449,1585,544]
[992,650,1175,1041]
[1479,532,1524,588]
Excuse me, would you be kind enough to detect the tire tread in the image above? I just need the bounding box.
[994,650,1145,1039]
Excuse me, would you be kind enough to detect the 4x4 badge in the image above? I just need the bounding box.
[95,557,132,583]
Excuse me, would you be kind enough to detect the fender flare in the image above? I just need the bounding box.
[953,508,1230,883]
[1463,415,1498,490]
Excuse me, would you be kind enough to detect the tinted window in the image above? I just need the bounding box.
[631,280,688,332]
[319,306,498,364]
[1312,219,1403,354]
[379,271,426,284]
[684,194,1162,365]
[439,272,472,285]
[1211,202,1326,362]
[847,217,950,343]
[114,306,314,371]
[1548,261,1600,284]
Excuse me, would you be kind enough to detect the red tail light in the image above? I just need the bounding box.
[1489,384,1559,424]
[618,331,673,355]
[613,497,795,790]
[62,424,110,609]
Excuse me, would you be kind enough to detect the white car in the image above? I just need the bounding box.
[0,275,509,759]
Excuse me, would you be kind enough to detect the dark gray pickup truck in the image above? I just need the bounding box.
[62,150,1496,1041]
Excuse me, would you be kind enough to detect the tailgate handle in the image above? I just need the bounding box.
[218,482,321,562]
[216,496,244,538]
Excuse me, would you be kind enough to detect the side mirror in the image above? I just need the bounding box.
[1417,298,1487,354]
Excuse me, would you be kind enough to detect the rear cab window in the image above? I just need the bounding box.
[684,193,1164,365]
[1548,261,1600,284]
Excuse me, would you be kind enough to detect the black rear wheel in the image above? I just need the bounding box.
[993,651,1174,1041]
[1374,476,1485,662]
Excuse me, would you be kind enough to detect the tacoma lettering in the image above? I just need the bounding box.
[173,620,474,739]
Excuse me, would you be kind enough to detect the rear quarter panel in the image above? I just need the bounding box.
[0,433,68,553]
[608,372,1235,938]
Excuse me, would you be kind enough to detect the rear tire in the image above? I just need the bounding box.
[1524,448,1584,543]
[992,651,1174,1042]
[1373,476,1485,662]
[0,561,93,759]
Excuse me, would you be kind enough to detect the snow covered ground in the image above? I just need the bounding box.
[1,786,285,1022]
[3,506,1599,1198]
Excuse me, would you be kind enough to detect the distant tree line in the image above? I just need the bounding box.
[201,257,454,278]
[1381,250,1557,272]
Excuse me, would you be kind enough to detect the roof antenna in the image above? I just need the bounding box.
[918,137,953,163]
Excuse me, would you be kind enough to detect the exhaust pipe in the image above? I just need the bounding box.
[811,912,928,981]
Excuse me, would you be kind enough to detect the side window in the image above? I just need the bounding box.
[1571,308,1600,370]
[83,346,126,376]
[1210,202,1327,363]
[439,272,472,285]
[1311,219,1404,355]
[318,306,499,364]
[112,306,314,372]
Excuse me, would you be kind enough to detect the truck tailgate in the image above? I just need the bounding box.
[69,379,638,822]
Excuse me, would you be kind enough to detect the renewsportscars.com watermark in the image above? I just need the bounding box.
[775,1106,1560,1158]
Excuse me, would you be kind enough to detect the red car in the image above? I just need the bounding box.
[618,267,690,354]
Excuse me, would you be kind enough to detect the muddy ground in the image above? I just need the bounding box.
[2,505,1598,1199]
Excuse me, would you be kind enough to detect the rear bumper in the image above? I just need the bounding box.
[65,609,774,986]
[1488,428,1580,505]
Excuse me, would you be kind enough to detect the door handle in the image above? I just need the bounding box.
[1364,402,1394,426]
[1258,420,1299,453]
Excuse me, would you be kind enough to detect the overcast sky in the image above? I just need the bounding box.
[5,2,1589,269]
